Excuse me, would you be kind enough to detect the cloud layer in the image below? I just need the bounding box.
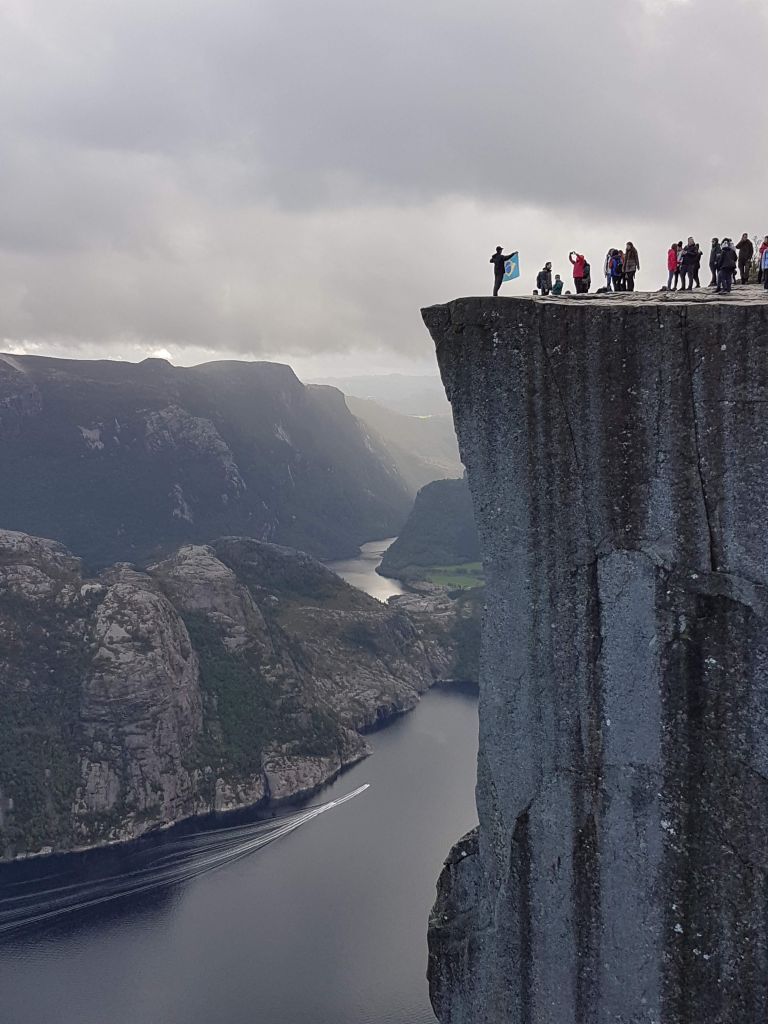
[1,0,766,369]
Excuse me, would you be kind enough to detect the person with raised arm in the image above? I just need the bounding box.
[490,246,518,296]
[569,251,587,294]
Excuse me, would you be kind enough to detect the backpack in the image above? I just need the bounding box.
[582,261,591,279]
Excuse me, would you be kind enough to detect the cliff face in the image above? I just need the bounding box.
[0,530,455,860]
[423,293,768,1024]
[0,354,411,567]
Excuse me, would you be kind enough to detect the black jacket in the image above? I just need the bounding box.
[736,238,754,263]
[491,252,515,275]
[717,247,738,272]
[536,268,552,291]
[680,243,699,269]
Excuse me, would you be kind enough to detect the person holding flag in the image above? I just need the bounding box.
[490,246,519,296]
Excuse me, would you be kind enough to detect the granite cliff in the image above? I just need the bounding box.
[0,530,458,860]
[0,354,411,568]
[423,291,768,1024]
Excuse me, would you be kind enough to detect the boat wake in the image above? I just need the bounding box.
[0,784,370,936]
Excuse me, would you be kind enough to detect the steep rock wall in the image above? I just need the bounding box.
[0,531,458,860]
[423,293,768,1024]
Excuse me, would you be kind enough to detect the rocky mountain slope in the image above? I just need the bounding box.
[0,354,412,568]
[424,292,768,1024]
[0,529,461,861]
[378,477,479,579]
[344,395,462,493]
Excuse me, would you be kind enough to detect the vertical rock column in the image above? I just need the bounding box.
[423,295,768,1024]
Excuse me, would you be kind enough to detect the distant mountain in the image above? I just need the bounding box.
[0,530,461,859]
[0,355,412,568]
[309,373,451,417]
[378,477,480,579]
[345,395,462,493]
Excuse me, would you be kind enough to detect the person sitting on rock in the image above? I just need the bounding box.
[536,262,553,296]
[490,246,518,296]
[551,274,564,296]
[736,233,754,285]
[716,238,738,293]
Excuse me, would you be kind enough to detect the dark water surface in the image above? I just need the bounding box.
[0,546,478,1024]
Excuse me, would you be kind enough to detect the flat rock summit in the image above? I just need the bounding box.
[423,292,768,1024]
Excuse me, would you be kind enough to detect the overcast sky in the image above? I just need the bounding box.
[1,0,766,377]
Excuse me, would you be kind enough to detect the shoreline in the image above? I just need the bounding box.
[1,684,446,870]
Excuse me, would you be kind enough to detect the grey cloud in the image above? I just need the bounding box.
[0,0,766,359]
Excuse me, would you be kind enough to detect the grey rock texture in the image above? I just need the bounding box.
[423,292,768,1024]
[0,531,454,860]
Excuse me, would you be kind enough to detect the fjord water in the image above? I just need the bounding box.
[0,545,478,1024]
[326,537,406,602]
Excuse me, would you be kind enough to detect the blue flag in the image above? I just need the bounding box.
[503,253,520,282]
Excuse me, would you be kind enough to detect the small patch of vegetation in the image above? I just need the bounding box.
[0,595,83,853]
[421,563,485,589]
[340,619,382,654]
[183,613,343,780]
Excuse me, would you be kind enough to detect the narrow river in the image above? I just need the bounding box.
[0,541,478,1024]
[326,537,406,603]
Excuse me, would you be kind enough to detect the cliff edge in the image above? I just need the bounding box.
[423,292,768,1024]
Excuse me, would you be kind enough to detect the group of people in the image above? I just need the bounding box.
[535,246,640,295]
[603,244,641,292]
[535,262,565,296]
[667,234,768,294]
[492,233,768,296]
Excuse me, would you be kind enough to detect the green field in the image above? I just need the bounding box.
[419,562,484,589]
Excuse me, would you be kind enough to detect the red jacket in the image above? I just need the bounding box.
[667,247,678,272]
[570,253,586,279]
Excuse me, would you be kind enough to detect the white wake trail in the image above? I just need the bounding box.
[0,785,370,936]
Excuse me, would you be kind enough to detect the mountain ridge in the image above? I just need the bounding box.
[0,353,411,568]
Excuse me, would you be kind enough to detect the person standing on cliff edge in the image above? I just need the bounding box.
[490,246,518,296]
[716,238,738,293]
[569,251,588,293]
[736,233,754,285]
